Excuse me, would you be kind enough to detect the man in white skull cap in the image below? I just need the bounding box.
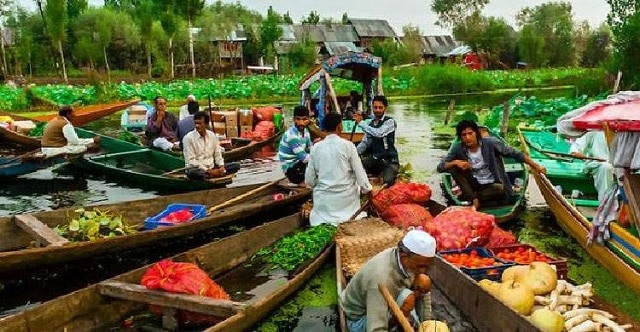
[340,229,436,332]
[179,94,198,120]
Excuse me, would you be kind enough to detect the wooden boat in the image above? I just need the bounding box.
[0,100,139,149]
[120,101,153,132]
[440,127,528,223]
[519,126,640,294]
[0,213,331,331]
[0,180,310,273]
[0,150,80,178]
[335,200,640,331]
[222,129,283,162]
[298,51,384,144]
[71,128,237,191]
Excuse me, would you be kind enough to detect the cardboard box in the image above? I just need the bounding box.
[238,109,253,127]
[13,120,36,134]
[240,125,253,137]
[226,126,239,138]
[223,111,238,127]
[213,122,226,136]
[211,111,226,123]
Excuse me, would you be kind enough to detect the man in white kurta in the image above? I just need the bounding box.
[569,131,615,203]
[182,111,225,180]
[305,113,372,226]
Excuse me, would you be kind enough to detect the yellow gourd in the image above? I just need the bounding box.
[418,320,449,332]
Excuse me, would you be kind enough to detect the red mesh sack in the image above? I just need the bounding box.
[252,107,276,122]
[486,227,518,248]
[372,182,432,212]
[428,207,495,251]
[141,260,230,325]
[381,204,433,229]
[252,121,275,141]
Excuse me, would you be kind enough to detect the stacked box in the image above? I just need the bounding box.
[238,109,253,127]
[224,110,238,137]
[213,122,226,136]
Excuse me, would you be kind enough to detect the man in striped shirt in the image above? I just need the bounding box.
[278,106,312,185]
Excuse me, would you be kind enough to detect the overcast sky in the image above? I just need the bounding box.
[17,0,610,35]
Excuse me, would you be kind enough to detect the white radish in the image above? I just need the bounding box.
[591,313,628,332]
[564,308,615,320]
[564,314,591,331]
[568,320,602,332]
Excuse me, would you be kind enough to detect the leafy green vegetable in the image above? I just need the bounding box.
[118,130,141,144]
[28,122,46,137]
[54,208,137,241]
[252,224,336,272]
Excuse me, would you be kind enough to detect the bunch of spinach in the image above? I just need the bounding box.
[253,224,336,272]
[54,208,137,242]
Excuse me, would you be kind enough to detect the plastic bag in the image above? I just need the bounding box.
[381,204,433,230]
[372,182,432,212]
[427,207,495,251]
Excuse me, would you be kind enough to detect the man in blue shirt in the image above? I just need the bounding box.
[354,95,399,187]
[278,106,312,185]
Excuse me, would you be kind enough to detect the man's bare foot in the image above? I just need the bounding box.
[472,198,480,210]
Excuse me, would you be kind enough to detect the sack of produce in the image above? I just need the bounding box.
[141,260,230,325]
[427,207,495,251]
[372,182,432,212]
[252,120,275,141]
[486,226,517,248]
[381,204,433,229]
[252,106,277,122]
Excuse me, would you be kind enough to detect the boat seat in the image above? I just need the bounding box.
[504,164,524,172]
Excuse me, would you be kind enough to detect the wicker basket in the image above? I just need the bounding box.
[336,218,406,278]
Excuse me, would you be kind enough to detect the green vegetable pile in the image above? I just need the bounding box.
[118,130,141,144]
[54,208,137,241]
[252,224,336,272]
[28,122,46,137]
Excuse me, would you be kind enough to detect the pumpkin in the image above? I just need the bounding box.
[502,262,557,295]
[478,279,500,297]
[495,280,535,315]
[419,320,449,332]
[530,308,564,332]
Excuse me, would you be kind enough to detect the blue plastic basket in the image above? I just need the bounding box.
[439,247,514,281]
[144,204,207,230]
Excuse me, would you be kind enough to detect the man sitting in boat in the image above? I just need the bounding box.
[569,131,617,203]
[178,94,198,120]
[278,105,312,185]
[340,229,436,331]
[354,95,399,187]
[304,112,372,226]
[177,100,201,146]
[437,119,547,210]
[41,105,100,157]
[182,111,226,179]
[145,96,180,151]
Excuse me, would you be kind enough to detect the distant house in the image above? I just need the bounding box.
[210,28,247,73]
[347,19,397,49]
[421,35,459,61]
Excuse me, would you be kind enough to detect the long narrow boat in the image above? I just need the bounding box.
[0,152,80,178]
[441,127,528,223]
[0,213,331,331]
[519,126,640,294]
[72,128,236,191]
[0,100,139,149]
[335,200,639,331]
[222,129,283,162]
[0,180,310,273]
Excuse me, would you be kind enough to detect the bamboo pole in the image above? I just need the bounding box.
[444,99,455,125]
[377,66,384,95]
[378,283,414,332]
[501,101,511,137]
[207,177,284,214]
[324,71,341,114]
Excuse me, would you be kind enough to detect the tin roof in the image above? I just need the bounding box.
[347,19,397,38]
[421,35,459,57]
[292,24,359,42]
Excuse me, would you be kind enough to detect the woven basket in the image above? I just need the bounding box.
[336,218,406,278]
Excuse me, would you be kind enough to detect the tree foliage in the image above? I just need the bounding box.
[302,10,320,24]
[260,6,282,64]
[580,24,612,68]
[431,0,490,28]
[606,0,640,86]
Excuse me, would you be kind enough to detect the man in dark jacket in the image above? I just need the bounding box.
[354,95,399,187]
[145,96,179,151]
[437,119,546,209]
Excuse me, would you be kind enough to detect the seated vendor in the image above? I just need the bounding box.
[41,105,100,157]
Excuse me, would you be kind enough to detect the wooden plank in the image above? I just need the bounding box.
[98,281,246,317]
[13,214,69,247]
[622,170,640,230]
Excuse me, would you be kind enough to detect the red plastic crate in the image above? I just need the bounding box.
[489,244,568,280]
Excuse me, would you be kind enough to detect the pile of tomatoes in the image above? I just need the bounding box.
[494,246,553,264]
[441,250,502,268]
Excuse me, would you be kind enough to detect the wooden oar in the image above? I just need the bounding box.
[161,166,189,176]
[207,177,285,215]
[528,141,606,162]
[0,149,41,165]
[378,283,414,332]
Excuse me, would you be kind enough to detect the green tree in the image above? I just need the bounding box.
[66,0,87,19]
[518,24,545,68]
[401,25,424,64]
[581,23,612,68]
[45,0,69,83]
[517,2,576,67]
[283,11,293,24]
[431,0,490,28]
[606,0,640,85]
[342,12,349,24]
[260,6,283,65]
[452,11,485,52]
[155,0,181,78]
[287,38,317,70]
[0,0,14,77]
[174,0,204,78]
[136,0,154,77]
[480,17,517,68]
[302,10,320,24]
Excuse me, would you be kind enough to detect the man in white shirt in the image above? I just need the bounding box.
[41,105,100,157]
[305,112,372,226]
[179,94,198,120]
[182,111,226,180]
[570,131,616,203]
